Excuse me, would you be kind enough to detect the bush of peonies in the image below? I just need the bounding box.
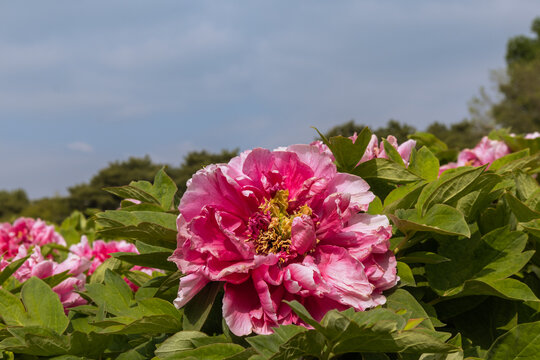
[0,129,539,359]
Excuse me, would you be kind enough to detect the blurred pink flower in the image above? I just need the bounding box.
[525,132,540,139]
[0,217,66,259]
[169,144,397,335]
[70,236,158,290]
[0,245,87,310]
[439,136,511,175]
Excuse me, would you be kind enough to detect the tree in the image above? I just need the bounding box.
[492,17,540,132]
[20,197,71,224]
[68,156,162,212]
[0,189,30,221]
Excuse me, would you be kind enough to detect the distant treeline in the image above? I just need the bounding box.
[2,17,540,224]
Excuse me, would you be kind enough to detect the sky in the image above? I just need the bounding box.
[1,0,539,198]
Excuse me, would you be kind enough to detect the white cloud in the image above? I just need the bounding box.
[67,141,94,153]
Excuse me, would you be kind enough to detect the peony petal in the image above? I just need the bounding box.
[223,281,260,336]
[290,216,317,255]
[173,273,210,308]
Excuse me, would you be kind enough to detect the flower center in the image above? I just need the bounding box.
[249,190,312,256]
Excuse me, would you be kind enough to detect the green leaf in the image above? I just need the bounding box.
[326,128,373,171]
[111,251,177,271]
[383,139,405,167]
[383,181,426,214]
[408,146,440,181]
[367,196,383,215]
[417,166,486,215]
[86,271,134,317]
[5,326,69,356]
[90,257,132,284]
[183,282,221,331]
[104,185,160,205]
[153,167,179,210]
[0,255,30,286]
[514,170,540,202]
[138,298,182,322]
[399,252,450,264]
[505,192,540,222]
[154,331,210,359]
[397,262,416,287]
[459,278,538,302]
[99,315,181,335]
[426,227,535,300]
[157,343,245,360]
[95,211,177,230]
[0,288,30,327]
[246,325,307,359]
[20,277,69,334]
[353,158,422,183]
[520,219,540,237]
[386,289,435,330]
[490,149,530,171]
[456,173,503,222]
[389,204,470,238]
[282,301,325,334]
[97,222,177,249]
[267,331,326,360]
[408,132,448,153]
[485,321,540,359]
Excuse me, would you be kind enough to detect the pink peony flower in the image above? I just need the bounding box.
[311,134,416,167]
[169,144,397,336]
[0,245,87,310]
[70,236,158,290]
[439,136,511,175]
[0,217,66,259]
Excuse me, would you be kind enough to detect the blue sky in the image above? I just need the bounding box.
[1,1,538,198]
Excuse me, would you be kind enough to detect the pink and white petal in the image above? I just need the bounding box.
[326,173,374,211]
[397,139,417,163]
[223,281,261,336]
[173,273,210,309]
[290,216,317,255]
[315,245,376,310]
[286,144,337,180]
[180,166,253,222]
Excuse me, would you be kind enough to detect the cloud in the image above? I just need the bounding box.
[67,141,94,153]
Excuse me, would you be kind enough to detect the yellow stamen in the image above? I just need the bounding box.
[251,190,313,256]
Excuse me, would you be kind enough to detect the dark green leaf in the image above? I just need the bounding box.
[0,255,30,286]
[111,251,176,271]
[399,252,450,264]
[389,205,470,238]
[183,282,221,331]
[504,192,540,222]
[247,325,307,359]
[397,262,416,287]
[485,321,540,359]
[157,343,245,360]
[426,227,535,300]
[386,289,435,330]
